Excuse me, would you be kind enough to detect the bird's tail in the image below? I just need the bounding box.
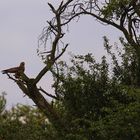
[1,70,7,74]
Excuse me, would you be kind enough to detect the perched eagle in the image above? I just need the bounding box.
[2,62,25,78]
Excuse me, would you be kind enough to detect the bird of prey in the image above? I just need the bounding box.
[2,62,25,78]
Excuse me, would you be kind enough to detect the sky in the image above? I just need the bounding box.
[0,0,122,109]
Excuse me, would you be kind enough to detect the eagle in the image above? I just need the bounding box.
[2,62,25,78]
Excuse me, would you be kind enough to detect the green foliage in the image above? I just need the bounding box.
[0,94,58,140]
[1,50,140,139]
[101,0,130,19]
[0,92,6,114]
[104,36,138,86]
[92,102,140,140]
[1,0,140,139]
[52,51,140,139]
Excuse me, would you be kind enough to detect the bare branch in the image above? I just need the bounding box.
[34,61,54,85]
[48,3,56,13]
[39,87,59,100]
[54,43,68,61]
[35,2,71,84]
[6,73,17,82]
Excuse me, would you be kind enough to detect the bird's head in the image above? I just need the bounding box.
[20,62,25,67]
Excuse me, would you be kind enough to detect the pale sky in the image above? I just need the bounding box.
[0,0,122,108]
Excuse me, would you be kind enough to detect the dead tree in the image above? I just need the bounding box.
[2,1,73,131]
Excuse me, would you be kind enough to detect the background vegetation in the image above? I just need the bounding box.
[1,0,140,139]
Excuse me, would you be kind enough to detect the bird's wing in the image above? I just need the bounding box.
[2,67,19,74]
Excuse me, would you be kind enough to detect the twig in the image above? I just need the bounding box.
[39,87,59,100]
[6,73,17,82]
